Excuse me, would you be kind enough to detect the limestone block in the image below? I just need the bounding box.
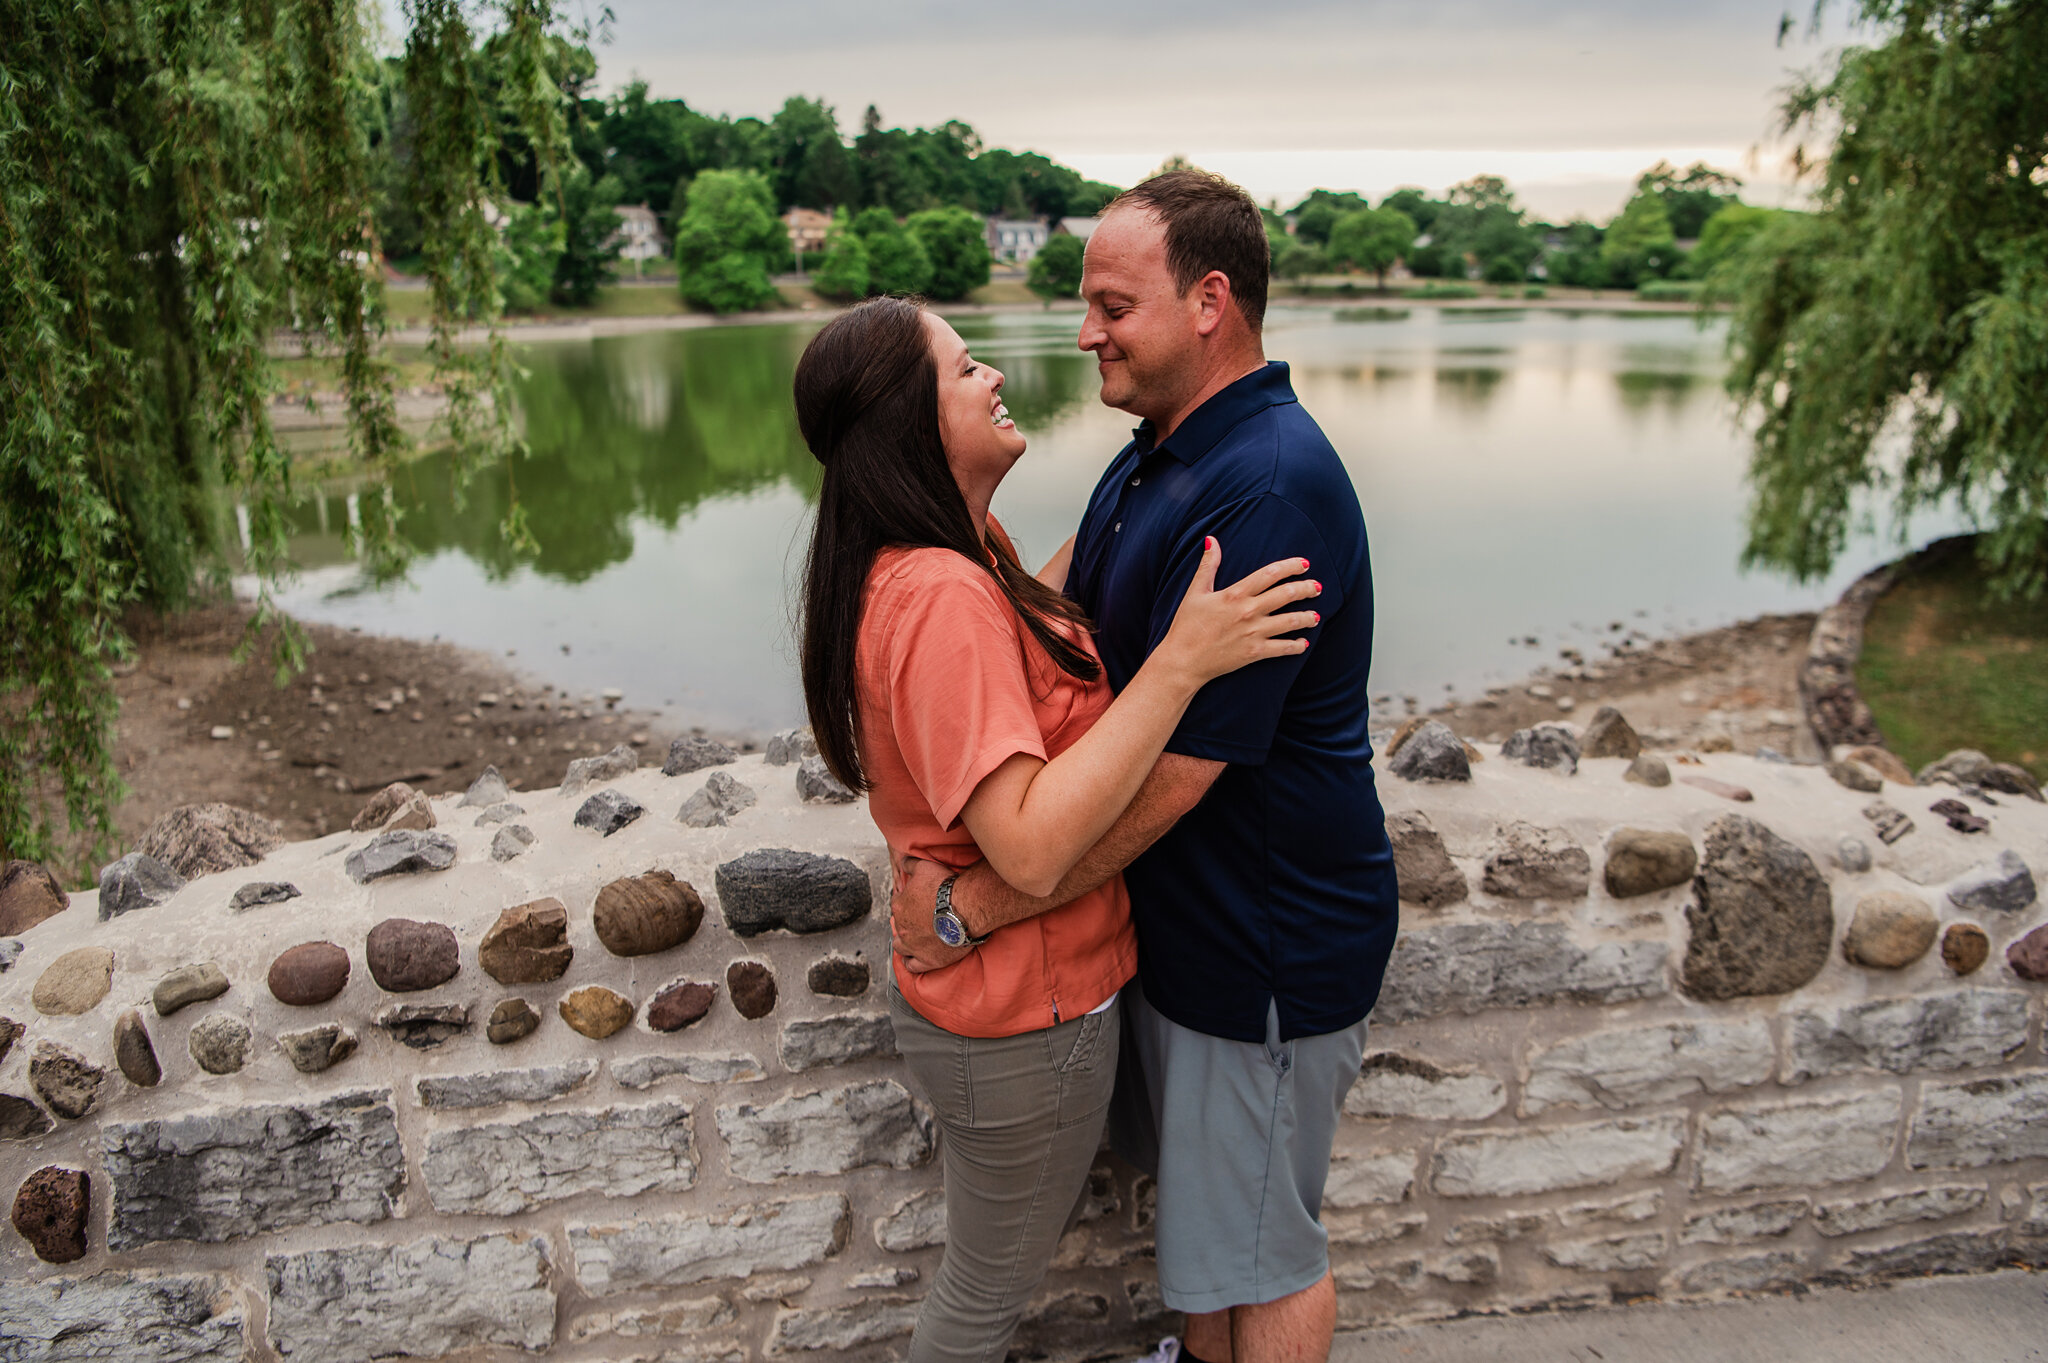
[1783,989,2028,1081]
[1946,849,2036,914]
[768,1296,921,1353]
[265,1232,555,1362]
[716,848,872,936]
[1432,1116,1684,1197]
[423,1101,696,1215]
[1373,921,1667,1023]
[1540,1231,1665,1271]
[1481,821,1591,899]
[1695,1089,1903,1193]
[778,1013,899,1073]
[1907,1071,2048,1169]
[1523,1018,1773,1114]
[0,1273,244,1361]
[1679,1199,1807,1245]
[1326,1210,1428,1247]
[1679,815,1834,1001]
[1344,1053,1505,1121]
[567,1297,735,1342]
[569,1193,851,1295]
[717,1079,933,1183]
[1324,1150,1417,1207]
[1839,1229,2010,1279]
[1812,1184,1985,1237]
[874,1188,947,1251]
[1445,1212,1547,1244]
[1555,1190,1661,1228]
[416,1058,598,1108]
[102,1089,404,1249]
[614,1052,766,1089]
[1678,1251,1804,1294]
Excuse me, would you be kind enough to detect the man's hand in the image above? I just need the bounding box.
[891,854,970,974]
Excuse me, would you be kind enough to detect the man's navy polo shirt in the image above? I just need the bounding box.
[1069,361,1398,1044]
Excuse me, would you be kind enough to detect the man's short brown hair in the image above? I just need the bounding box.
[1106,169,1270,330]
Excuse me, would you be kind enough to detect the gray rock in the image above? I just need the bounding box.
[134,802,282,878]
[423,1101,697,1215]
[1837,836,1872,873]
[874,1188,948,1251]
[344,829,457,882]
[32,946,114,1015]
[678,770,758,827]
[1388,721,1472,782]
[717,1080,934,1183]
[1387,810,1467,908]
[574,787,645,836]
[114,1009,161,1087]
[417,1059,598,1108]
[0,938,19,972]
[1602,828,1697,898]
[187,1013,252,1075]
[1678,1251,1805,1294]
[1908,1071,2048,1169]
[1541,1231,1666,1272]
[716,848,873,937]
[614,1052,767,1089]
[568,1193,850,1295]
[96,851,186,920]
[490,823,536,861]
[1840,890,1938,968]
[1679,1199,1808,1245]
[1502,723,1580,774]
[1946,849,2036,913]
[1580,706,1642,760]
[0,1273,245,1362]
[471,801,525,826]
[1625,753,1672,787]
[768,1297,921,1353]
[1432,1116,1686,1197]
[457,763,512,807]
[278,1023,358,1074]
[1679,814,1834,1001]
[1480,821,1591,899]
[1827,758,1885,793]
[1813,1185,1984,1237]
[1372,921,1668,1023]
[797,754,858,804]
[1981,762,2043,800]
[1840,1229,2010,1279]
[229,880,300,911]
[1863,801,1915,844]
[102,1089,404,1248]
[30,1042,104,1119]
[779,1014,898,1073]
[766,727,819,766]
[1343,1053,1505,1121]
[0,1093,55,1140]
[1917,748,1993,786]
[1522,1018,1774,1115]
[376,1002,470,1049]
[152,961,230,1016]
[1696,1089,1903,1192]
[1787,989,2029,1081]
[266,1232,556,1363]
[560,742,638,795]
[663,735,739,776]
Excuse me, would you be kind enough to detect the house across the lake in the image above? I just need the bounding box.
[986,218,1048,262]
[610,203,665,275]
[785,208,832,268]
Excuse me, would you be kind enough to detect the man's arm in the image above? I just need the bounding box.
[892,753,1224,970]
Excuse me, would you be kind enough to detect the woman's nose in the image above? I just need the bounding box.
[989,367,1006,391]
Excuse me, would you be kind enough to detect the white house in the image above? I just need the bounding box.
[610,203,665,275]
[987,218,1048,263]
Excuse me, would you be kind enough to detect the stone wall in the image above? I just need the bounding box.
[3,721,2045,1362]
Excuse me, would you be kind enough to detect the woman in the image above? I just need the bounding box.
[794,296,1319,1363]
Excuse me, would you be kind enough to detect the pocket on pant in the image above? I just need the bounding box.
[1052,1009,1110,1075]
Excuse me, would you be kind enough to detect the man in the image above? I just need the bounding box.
[894,170,1398,1363]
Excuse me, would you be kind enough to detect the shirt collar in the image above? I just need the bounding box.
[1133,361,1296,466]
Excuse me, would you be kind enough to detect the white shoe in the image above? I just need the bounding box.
[1127,1339,1181,1363]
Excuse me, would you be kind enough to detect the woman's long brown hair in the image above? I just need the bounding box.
[794,297,1099,791]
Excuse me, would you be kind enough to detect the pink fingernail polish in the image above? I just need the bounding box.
[1312,612,1321,625]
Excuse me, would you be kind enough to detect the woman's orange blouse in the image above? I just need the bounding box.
[856,524,1136,1038]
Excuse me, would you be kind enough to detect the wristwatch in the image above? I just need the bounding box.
[933,874,990,949]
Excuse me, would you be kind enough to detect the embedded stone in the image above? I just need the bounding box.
[114,1009,161,1087]
[1678,1251,1804,1294]
[1909,1071,2048,1169]
[188,1013,252,1075]
[648,980,718,1032]
[1841,1229,2014,1280]
[1841,890,1937,968]
[268,941,350,1005]
[382,790,436,832]
[278,1023,358,1074]
[1541,1231,1665,1272]
[1696,1089,1903,1192]
[664,734,738,775]
[1523,1018,1774,1114]
[0,1093,54,1140]
[1580,706,1642,759]
[1784,989,2027,1080]
[12,1165,89,1263]
[717,848,872,936]
[566,1297,736,1342]
[1557,1191,1663,1229]
[1603,828,1697,898]
[0,1016,19,1066]
[1942,921,1991,975]
[351,781,422,832]
[1432,1116,1685,1197]
[152,960,230,1015]
[490,823,536,861]
[364,917,460,992]
[1679,1199,1808,1245]
[1982,762,2043,800]
[472,801,525,826]
[2008,923,2048,981]
[567,1193,850,1295]
[1947,849,2036,914]
[797,754,858,803]
[1624,753,1671,787]
[344,829,457,882]
[0,939,17,973]
[265,1232,556,1362]
[779,1013,898,1072]
[560,985,634,1039]
[0,1273,244,1361]
[807,955,872,996]
[716,1080,933,1183]
[96,852,185,920]
[478,898,573,983]
[1344,1053,1505,1121]
[487,998,541,1044]
[1837,836,1872,872]
[229,880,299,911]
[1373,921,1668,1023]
[1844,745,1915,785]
[0,860,68,934]
[32,945,114,1014]
[678,769,758,827]
[1386,809,1467,908]
[874,1189,948,1251]
[29,1042,104,1119]
[1917,748,1994,786]
[1679,774,1753,801]
[417,1059,599,1109]
[1480,821,1591,899]
[1930,796,1989,834]
[1501,723,1580,774]
[1863,801,1915,843]
[423,1101,695,1215]
[560,742,638,796]
[595,869,704,956]
[575,787,645,836]
[1388,721,1471,781]
[766,727,819,765]
[376,1002,470,1048]
[728,960,778,1018]
[1827,758,1884,793]
[1678,814,1834,1001]
[1813,1185,1984,1237]
[135,802,282,877]
[768,1298,921,1354]
[614,1052,766,1089]
[457,763,512,807]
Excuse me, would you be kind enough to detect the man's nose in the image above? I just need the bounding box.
[1077,311,1104,351]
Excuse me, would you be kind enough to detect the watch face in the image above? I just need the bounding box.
[933,912,968,948]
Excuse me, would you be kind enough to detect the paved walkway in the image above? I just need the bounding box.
[1332,1270,2046,1362]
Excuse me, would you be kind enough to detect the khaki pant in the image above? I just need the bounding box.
[887,981,1121,1363]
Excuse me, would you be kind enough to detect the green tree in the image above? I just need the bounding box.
[497,200,561,312]
[550,166,624,304]
[1327,207,1418,289]
[905,206,990,301]
[1543,220,1607,288]
[769,96,857,210]
[673,169,784,313]
[1602,175,1683,286]
[812,210,871,301]
[1288,189,1368,246]
[852,208,933,295]
[1683,202,1780,281]
[1636,159,1743,239]
[1027,234,1086,303]
[1380,187,1443,235]
[1724,0,2048,596]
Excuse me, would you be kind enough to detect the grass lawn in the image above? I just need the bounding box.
[1858,544,2048,781]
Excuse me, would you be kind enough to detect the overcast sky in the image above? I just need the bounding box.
[567,0,1857,220]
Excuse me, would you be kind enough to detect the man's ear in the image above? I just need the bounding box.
[1191,270,1233,337]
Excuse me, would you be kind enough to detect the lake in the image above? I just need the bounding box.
[264,305,1924,736]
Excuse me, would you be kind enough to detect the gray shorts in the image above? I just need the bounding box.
[1110,980,1367,1314]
